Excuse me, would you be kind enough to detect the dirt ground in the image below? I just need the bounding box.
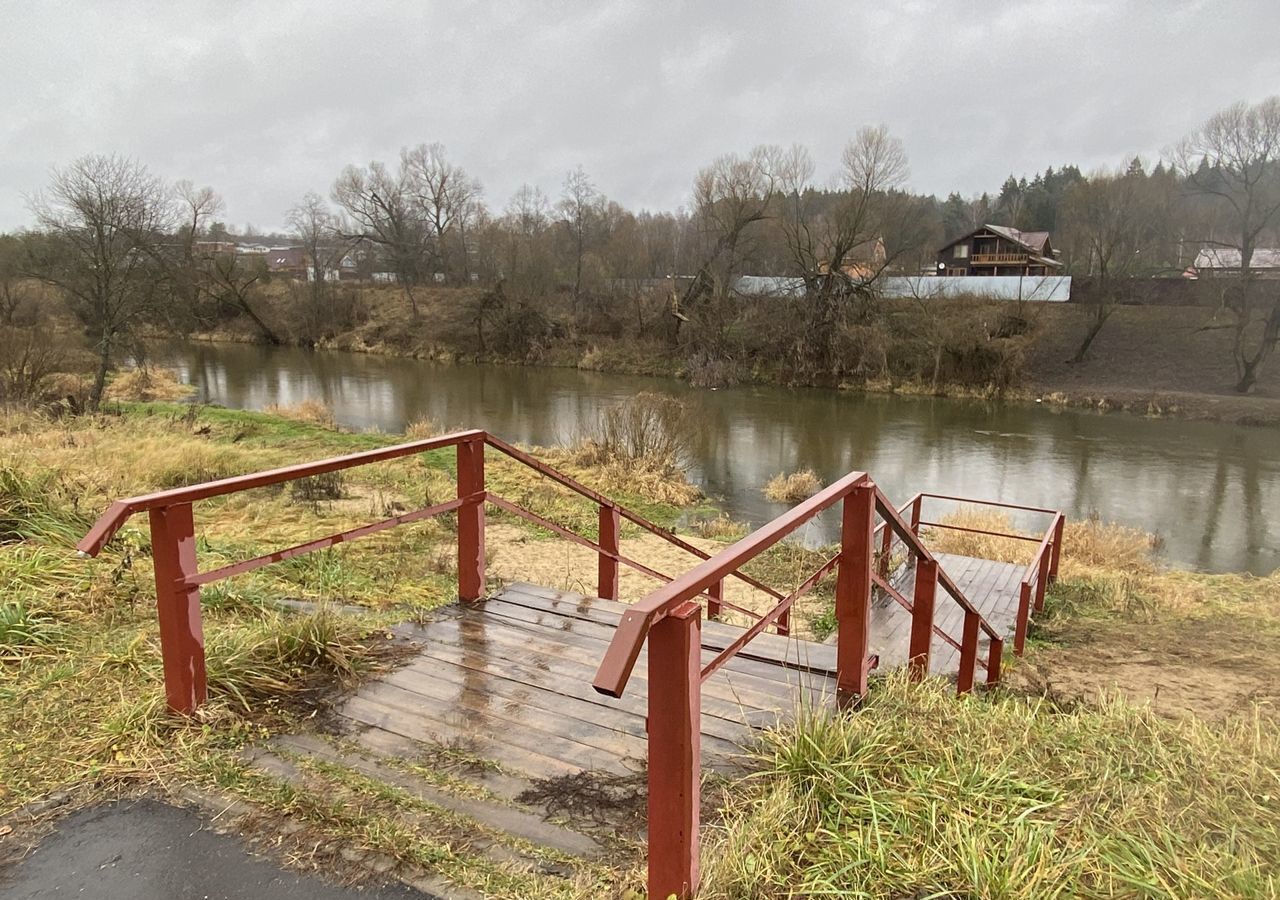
[1025,304,1280,424]
[1006,614,1280,721]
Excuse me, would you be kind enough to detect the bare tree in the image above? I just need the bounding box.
[1175,96,1280,392]
[0,234,37,326]
[400,143,482,283]
[557,165,602,310]
[332,159,426,316]
[682,147,781,315]
[780,127,919,377]
[1062,168,1161,362]
[167,180,223,330]
[25,154,172,409]
[203,251,278,344]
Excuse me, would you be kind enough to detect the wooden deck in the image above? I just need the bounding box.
[247,557,1025,869]
[868,552,1026,675]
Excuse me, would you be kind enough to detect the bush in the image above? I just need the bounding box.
[595,391,692,472]
[263,399,337,429]
[763,469,823,504]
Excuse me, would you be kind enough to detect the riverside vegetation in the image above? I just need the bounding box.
[1,391,1278,898]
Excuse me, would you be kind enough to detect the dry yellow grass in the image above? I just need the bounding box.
[103,368,195,402]
[262,399,336,428]
[763,469,823,504]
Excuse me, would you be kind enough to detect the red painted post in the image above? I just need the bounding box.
[148,503,206,715]
[957,609,980,695]
[878,522,893,580]
[910,495,923,534]
[907,557,937,681]
[777,601,790,637]
[707,579,722,620]
[835,483,875,703]
[1048,514,1065,583]
[1014,582,1032,655]
[1034,553,1050,611]
[598,505,620,601]
[647,600,702,900]
[456,437,486,601]
[986,636,1003,687]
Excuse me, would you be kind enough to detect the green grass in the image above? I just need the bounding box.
[701,674,1280,900]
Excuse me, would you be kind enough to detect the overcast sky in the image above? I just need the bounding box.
[2,1,1278,233]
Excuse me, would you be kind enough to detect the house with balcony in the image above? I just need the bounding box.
[936,225,1062,277]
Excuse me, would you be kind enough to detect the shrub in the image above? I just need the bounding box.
[595,391,692,473]
[763,469,823,504]
[263,399,336,429]
[103,367,195,402]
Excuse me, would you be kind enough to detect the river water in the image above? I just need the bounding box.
[149,341,1279,575]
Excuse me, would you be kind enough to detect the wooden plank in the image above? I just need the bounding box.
[483,591,834,675]
[499,584,838,675]
[471,600,835,697]
[340,694,584,781]
[399,614,809,727]
[391,652,749,759]
[401,636,757,745]
[354,680,641,777]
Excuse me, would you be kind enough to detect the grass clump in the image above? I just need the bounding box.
[103,367,195,402]
[263,399,337,429]
[762,469,823,504]
[0,600,62,661]
[702,674,1280,899]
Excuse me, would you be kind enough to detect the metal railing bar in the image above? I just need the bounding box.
[78,429,483,557]
[592,470,871,698]
[484,433,788,603]
[916,521,1043,542]
[487,494,759,620]
[917,492,1059,515]
[185,495,470,588]
[700,552,840,683]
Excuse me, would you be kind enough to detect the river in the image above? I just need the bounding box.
[149,341,1279,575]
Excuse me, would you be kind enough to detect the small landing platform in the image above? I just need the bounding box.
[336,583,839,783]
[869,552,1026,674]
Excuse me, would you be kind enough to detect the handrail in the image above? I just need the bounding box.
[910,493,1065,655]
[591,470,871,699]
[872,486,1000,642]
[484,434,790,609]
[77,429,485,557]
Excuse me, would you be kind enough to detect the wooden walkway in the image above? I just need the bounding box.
[248,558,1025,866]
[867,552,1026,675]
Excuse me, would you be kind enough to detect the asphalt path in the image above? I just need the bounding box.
[0,799,435,900]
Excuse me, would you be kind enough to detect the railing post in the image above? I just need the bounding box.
[1048,514,1065,584]
[957,609,979,695]
[836,482,875,704]
[647,600,701,900]
[457,437,486,601]
[1014,582,1032,655]
[878,523,893,580]
[776,603,790,637]
[598,504,620,601]
[148,503,206,715]
[986,636,1003,687]
[1034,552,1050,611]
[907,557,937,681]
[910,495,923,534]
[707,579,722,620]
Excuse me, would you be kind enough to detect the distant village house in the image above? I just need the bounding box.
[1189,248,1280,278]
[936,225,1063,277]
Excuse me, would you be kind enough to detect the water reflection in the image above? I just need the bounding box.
[152,341,1279,575]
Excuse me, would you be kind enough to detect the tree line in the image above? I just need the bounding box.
[3,95,1279,407]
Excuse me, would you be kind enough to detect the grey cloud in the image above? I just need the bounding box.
[2,0,1278,231]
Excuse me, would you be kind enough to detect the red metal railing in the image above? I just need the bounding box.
[907,492,1065,654]
[76,429,794,713]
[78,436,1062,900]
[591,479,1017,899]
